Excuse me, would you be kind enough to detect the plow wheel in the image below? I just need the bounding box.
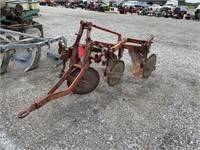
[107,60,125,86]
[67,67,100,94]
[143,54,156,78]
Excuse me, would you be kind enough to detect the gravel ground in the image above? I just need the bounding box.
[0,6,200,150]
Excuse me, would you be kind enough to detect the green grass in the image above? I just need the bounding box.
[179,2,199,9]
[186,5,196,9]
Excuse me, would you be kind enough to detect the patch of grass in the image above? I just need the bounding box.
[182,2,200,9]
[187,5,196,9]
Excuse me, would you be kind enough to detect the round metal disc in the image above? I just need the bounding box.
[107,60,125,86]
[107,53,117,71]
[143,54,156,78]
[67,67,100,94]
[14,49,33,69]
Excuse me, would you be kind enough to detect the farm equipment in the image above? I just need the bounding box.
[0,1,59,74]
[1,0,41,24]
[1,0,43,37]
[18,20,156,119]
[0,28,67,74]
[98,3,110,12]
[104,7,119,14]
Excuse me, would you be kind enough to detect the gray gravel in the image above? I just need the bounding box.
[0,6,200,150]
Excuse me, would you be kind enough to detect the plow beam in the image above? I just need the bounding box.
[18,59,90,119]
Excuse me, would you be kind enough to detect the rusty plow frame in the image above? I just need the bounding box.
[18,20,157,119]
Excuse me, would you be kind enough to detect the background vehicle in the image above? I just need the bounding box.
[39,0,47,5]
[162,0,178,10]
[122,1,139,9]
[178,6,188,14]
[148,4,162,11]
[139,2,150,9]
[98,2,110,12]
[165,0,178,7]
[194,4,200,20]
[56,0,66,6]
[129,4,142,13]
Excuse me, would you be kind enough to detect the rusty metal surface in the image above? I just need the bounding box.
[107,60,125,86]
[67,67,100,94]
[143,54,157,78]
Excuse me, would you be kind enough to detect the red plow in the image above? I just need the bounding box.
[18,20,156,118]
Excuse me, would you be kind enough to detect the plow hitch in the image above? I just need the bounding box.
[18,20,157,118]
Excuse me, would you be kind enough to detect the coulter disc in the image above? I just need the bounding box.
[143,54,156,78]
[67,67,100,94]
[107,60,125,86]
[107,53,117,71]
